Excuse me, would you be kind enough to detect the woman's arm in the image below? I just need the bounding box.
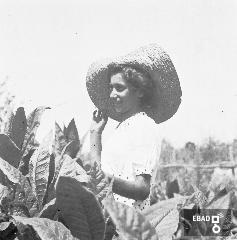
[89,110,151,201]
[90,131,102,163]
[89,110,108,164]
[90,132,151,201]
[106,173,151,201]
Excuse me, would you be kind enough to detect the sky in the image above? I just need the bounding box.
[1,0,237,147]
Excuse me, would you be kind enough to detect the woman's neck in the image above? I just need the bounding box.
[119,106,143,122]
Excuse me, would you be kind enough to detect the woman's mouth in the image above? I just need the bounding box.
[113,98,121,105]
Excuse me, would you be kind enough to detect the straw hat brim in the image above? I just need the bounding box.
[86,44,182,124]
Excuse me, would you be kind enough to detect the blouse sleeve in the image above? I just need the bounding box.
[127,118,161,177]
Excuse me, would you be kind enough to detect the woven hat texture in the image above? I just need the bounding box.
[86,43,182,123]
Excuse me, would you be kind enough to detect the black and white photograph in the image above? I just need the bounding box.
[0,0,237,239]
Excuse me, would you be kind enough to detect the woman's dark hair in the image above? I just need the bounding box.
[108,65,154,108]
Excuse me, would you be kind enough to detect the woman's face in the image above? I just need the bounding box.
[109,73,142,115]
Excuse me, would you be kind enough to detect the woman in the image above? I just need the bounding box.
[86,44,182,211]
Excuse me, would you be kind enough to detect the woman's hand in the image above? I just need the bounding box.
[90,109,108,134]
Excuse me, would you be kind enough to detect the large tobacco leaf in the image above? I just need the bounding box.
[45,153,90,204]
[53,142,81,180]
[28,130,53,210]
[56,176,105,240]
[57,155,89,183]
[87,161,109,203]
[0,134,21,168]
[53,122,67,157]
[13,215,79,240]
[45,143,77,202]
[103,198,158,240]
[64,119,79,143]
[0,157,26,185]
[143,196,187,240]
[54,119,80,158]
[64,119,80,158]
[21,106,50,158]
[0,157,37,217]
[8,107,27,150]
[206,190,232,210]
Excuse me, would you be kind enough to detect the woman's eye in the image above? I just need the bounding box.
[116,85,125,92]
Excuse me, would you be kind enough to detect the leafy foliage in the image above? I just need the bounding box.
[21,106,50,158]
[0,134,21,168]
[1,104,237,240]
[9,107,27,150]
[29,131,53,210]
[56,176,105,240]
[53,119,80,159]
[103,198,158,240]
[13,215,79,240]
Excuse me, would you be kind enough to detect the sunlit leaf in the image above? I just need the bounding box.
[87,161,109,202]
[0,134,21,168]
[45,144,86,204]
[29,130,53,210]
[38,198,57,219]
[0,183,10,203]
[143,196,186,240]
[54,122,67,156]
[9,107,27,149]
[0,157,37,217]
[56,176,105,240]
[103,198,158,240]
[206,190,232,210]
[0,157,26,184]
[53,142,78,183]
[143,195,187,226]
[22,106,50,158]
[3,110,14,136]
[13,216,79,240]
[57,155,89,184]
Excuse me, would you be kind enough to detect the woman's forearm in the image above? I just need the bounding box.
[89,130,102,163]
[107,174,150,201]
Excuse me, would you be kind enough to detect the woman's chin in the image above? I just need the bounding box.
[114,108,122,113]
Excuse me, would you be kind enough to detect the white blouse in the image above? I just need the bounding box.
[101,112,161,212]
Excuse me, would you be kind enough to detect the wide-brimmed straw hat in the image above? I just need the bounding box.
[86,43,182,124]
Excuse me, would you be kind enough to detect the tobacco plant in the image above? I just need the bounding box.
[1,107,237,240]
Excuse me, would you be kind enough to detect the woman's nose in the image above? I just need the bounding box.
[110,88,117,99]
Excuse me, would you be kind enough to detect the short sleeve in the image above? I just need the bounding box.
[127,116,161,177]
[131,138,160,176]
